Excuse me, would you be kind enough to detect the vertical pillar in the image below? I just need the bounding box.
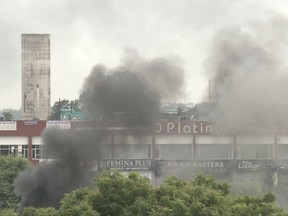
[233,135,237,159]
[192,135,196,159]
[152,134,156,185]
[111,135,114,159]
[28,136,33,161]
[273,135,277,159]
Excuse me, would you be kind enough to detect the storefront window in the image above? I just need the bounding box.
[237,144,272,159]
[115,144,150,159]
[32,145,42,159]
[0,145,18,156]
[157,144,192,159]
[195,144,230,159]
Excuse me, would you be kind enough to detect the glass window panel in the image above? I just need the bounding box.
[276,145,288,159]
[32,145,42,159]
[196,144,229,159]
[115,145,132,159]
[22,145,28,158]
[0,145,18,156]
[115,144,150,159]
[0,145,9,155]
[159,144,190,160]
[240,144,256,159]
[238,144,271,159]
[256,145,270,158]
[100,145,111,159]
[132,145,149,159]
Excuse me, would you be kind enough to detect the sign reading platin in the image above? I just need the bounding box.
[154,121,229,135]
[46,121,71,129]
[0,121,17,131]
[102,159,153,171]
[154,121,288,135]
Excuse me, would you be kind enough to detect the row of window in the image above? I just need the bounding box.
[0,143,287,160]
[0,145,40,159]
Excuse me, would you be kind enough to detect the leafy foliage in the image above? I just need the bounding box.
[22,207,58,216]
[0,112,14,121]
[19,172,288,216]
[0,208,17,216]
[48,99,81,120]
[0,156,29,209]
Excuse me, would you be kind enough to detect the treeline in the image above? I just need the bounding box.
[0,157,287,216]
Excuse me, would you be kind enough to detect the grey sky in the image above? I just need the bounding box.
[0,0,286,109]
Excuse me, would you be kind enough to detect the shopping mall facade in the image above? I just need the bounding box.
[0,120,288,184]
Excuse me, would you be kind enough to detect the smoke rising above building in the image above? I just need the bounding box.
[14,50,186,211]
[206,14,288,130]
[80,50,186,126]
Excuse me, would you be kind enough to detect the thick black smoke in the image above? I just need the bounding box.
[14,128,106,212]
[80,49,186,127]
[14,50,186,212]
[206,14,288,131]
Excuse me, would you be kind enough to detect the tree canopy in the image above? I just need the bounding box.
[48,99,81,120]
[17,171,288,216]
[0,156,29,209]
[0,112,14,121]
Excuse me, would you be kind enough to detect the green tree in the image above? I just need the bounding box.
[48,99,81,120]
[58,188,99,216]
[90,171,152,216]
[0,156,29,209]
[0,112,13,121]
[21,172,288,216]
[0,208,17,216]
[22,207,58,216]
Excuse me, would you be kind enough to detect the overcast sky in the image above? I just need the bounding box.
[0,0,287,109]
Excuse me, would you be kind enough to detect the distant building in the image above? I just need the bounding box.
[21,34,50,120]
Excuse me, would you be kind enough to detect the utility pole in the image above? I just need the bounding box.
[208,80,211,104]
[58,98,61,120]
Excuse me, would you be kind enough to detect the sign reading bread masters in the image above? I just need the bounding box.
[156,160,233,172]
[102,159,153,171]
[0,121,17,130]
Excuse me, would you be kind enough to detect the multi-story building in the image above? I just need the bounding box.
[1,120,287,206]
[21,34,50,120]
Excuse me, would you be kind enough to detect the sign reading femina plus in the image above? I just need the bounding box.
[102,159,153,171]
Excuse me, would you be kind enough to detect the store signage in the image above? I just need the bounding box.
[154,121,229,135]
[154,121,288,135]
[235,160,286,172]
[102,159,153,171]
[156,160,232,172]
[46,121,71,129]
[156,159,288,172]
[24,121,38,126]
[0,121,17,131]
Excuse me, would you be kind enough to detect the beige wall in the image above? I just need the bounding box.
[22,34,50,120]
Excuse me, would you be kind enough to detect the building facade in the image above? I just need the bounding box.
[21,34,50,120]
[1,120,287,205]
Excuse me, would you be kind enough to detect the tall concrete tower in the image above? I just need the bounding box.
[21,34,50,120]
